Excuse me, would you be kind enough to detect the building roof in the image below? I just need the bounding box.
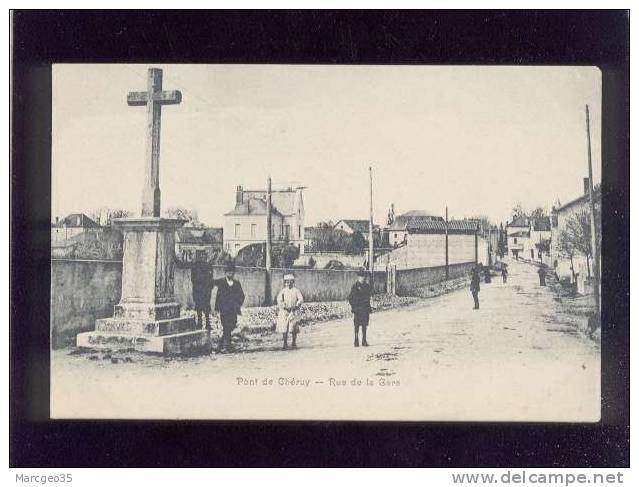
[406,219,478,235]
[239,189,300,216]
[53,213,101,228]
[388,211,444,231]
[224,198,284,217]
[176,227,223,244]
[507,217,530,228]
[556,186,601,213]
[532,217,551,232]
[335,219,372,234]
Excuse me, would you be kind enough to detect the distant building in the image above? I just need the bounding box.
[551,178,601,293]
[175,227,223,263]
[51,213,101,244]
[380,218,478,268]
[386,210,444,247]
[333,219,380,243]
[505,217,530,259]
[223,185,305,256]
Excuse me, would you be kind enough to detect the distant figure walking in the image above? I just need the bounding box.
[191,254,213,330]
[276,274,304,350]
[349,269,372,347]
[538,266,547,286]
[213,262,245,353]
[484,266,492,284]
[501,266,508,284]
[470,267,481,310]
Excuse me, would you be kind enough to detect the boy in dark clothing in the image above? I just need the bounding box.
[191,255,213,330]
[501,266,508,283]
[470,267,481,310]
[213,262,245,353]
[348,269,372,347]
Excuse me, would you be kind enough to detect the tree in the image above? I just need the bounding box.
[511,202,528,221]
[165,206,202,227]
[556,229,577,283]
[273,244,300,268]
[89,207,131,226]
[529,206,547,220]
[345,231,367,255]
[535,238,551,264]
[564,209,601,278]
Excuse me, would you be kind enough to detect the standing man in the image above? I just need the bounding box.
[348,269,372,347]
[275,274,304,350]
[470,267,481,310]
[191,253,213,330]
[213,262,245,353]
[538,266,547,286]
[501,265,508,284]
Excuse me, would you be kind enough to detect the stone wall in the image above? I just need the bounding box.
[51,259,385,348]
[395,261,475,296]
[384,233,476,269]
[51,259,123,348]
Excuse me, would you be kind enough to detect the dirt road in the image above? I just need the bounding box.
[51,258,600,421]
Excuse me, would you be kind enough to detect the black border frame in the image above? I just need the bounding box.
[10,10,630,467]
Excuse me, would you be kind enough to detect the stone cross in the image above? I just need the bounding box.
[127,68,182,217]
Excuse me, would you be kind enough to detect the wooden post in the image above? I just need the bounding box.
[368,166,374,290]
[445,206,449,279]
[585,105,600,316]
[265,176,272,304]
[474,224,479,264]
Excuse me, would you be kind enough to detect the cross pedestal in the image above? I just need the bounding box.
[77,218,211,355]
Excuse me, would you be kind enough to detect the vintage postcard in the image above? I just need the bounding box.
[50,64,601,421]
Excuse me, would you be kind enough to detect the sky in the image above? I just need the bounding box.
[52,64,601,227]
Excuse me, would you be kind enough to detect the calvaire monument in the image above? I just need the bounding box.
[77,68,211,355]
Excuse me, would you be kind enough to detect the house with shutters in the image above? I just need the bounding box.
[223,185,305,256]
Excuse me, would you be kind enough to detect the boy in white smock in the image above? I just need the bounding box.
[276,274,304,350]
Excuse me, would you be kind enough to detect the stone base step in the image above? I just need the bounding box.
[76,329,212,356]
[95,316,197,336]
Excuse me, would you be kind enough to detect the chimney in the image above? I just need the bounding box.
[236,185,243,205]
[583,177,590,196]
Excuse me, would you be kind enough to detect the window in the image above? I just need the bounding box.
[298,225,301,238]
[514,238,517,244]
[251,224,257,238]
[235,224,241,238]
[394,233,398,239]
[284,225,290,238]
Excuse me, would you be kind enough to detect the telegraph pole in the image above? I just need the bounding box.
[368,167,374,276]
[265,176,273,304]
[445,206,449,279]
[585,105,600,316]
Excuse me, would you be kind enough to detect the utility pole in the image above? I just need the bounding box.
[445,206,449,279]
[488,224,492,266]
[368,167,374,277]
[474,224,479,264]
[585,105,600,316]
[265,176,273,304]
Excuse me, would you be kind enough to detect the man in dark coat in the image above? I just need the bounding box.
[470,267,481,310]
[538,266,547,286]
[348,269,372,347]
[191,254,213,330]
[213,262,245,353]
[501,265,508,284]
